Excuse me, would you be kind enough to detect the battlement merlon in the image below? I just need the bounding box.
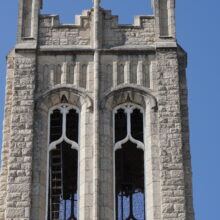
[153,0,176,38]
[16,0,177,50]
[17,0,42,45]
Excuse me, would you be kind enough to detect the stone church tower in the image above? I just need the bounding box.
[0,0,194,219]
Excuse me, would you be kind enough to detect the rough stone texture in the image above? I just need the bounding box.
[0,50,15,219]
[178,48,195,220]
[0,1,194,220]
[39,12,91,46]
[155,49,187,219]
[103,11,155,48]
[4,53,36,220]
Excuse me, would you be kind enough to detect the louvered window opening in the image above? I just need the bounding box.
[48,106,79,220]
[114,105,145,220]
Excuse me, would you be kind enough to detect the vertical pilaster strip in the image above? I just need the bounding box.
[87,62,92,91]
[149,56,156,89]
[50,66,55,87]
[125,61,130,84]
[61,62,67,84]
[93,51,100,220]
[113,61,118,88]
[93,1,101,220]
[137,60,143,85]
[75,62,80,87]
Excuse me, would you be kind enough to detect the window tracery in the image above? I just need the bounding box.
[48,104,79,220]
[114,104,145,220]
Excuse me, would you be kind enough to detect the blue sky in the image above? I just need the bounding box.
[0,0,219,219]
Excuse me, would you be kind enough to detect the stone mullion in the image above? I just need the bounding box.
[156,50,187,220]
[125,61,130,84]
[145,105,162,220]
[79,104,92,220]
[5,54,36,220]
[113,61,118,88]
[49,65,55,87]
[99,110,114,220]
[61,62,68,84]
[137,60,143,85]
[75,62,80,87]
[31,109,47,220]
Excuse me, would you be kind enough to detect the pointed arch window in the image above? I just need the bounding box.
[48,104,79,220]
[114,104,145,220]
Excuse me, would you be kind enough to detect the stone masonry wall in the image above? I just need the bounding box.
[103,14,155,48]
[39,13,91,46]
[0,4,194,220]
[5,53,36,220]
[155,49,187,219]
[0,50,15,219]
[178,50,195,220]
[38,10,156,48]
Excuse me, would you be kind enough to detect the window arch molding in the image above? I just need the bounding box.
[35,87,93,113]
[32,89,93,220]
[100,85,158,112]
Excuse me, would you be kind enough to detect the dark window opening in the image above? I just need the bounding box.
[131,109,144,142]
[115,109,127,143]
[50,109,63,143]
[48,142,78,220]
[115,141,145,220]
[66,109,79,142]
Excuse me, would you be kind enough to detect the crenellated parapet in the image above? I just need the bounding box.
[39,10,92,46]
[16,0,177,50]
[38,9,156,48]
[102,10,156,48]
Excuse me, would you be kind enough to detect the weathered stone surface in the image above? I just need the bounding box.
[39,12,91,46]
[103,12,156,48]
[0,1,194,220]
